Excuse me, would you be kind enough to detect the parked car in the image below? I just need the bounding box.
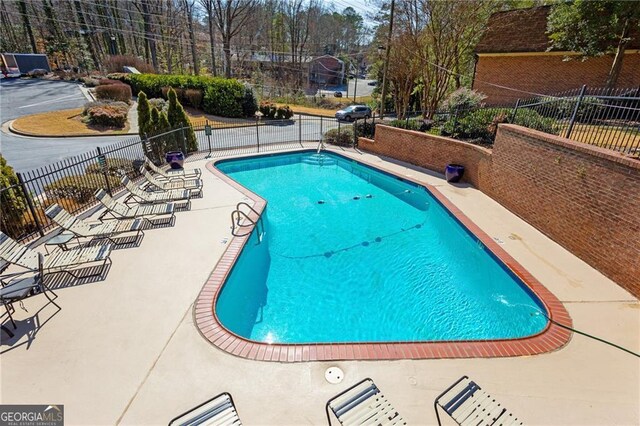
[335,105,372,121]
[367,80,377,86]
[334,91,343,98]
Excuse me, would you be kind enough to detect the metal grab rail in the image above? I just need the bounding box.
[230,202,264,238]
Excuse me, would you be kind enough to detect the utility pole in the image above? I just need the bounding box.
[380,0,395,120]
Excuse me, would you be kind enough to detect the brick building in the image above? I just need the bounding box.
[473,6,640,105]
[309,55,344,87]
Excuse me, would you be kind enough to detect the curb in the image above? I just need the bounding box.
[7,119,139,138]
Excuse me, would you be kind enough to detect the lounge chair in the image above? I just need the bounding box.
[140,166,202,192]
[121,176,192,208]
[434,376,523,426]
[1,252,61,330]
[0,232,112,329]
[94,189,175,226]
[0,232,112,281]
[326,378,406,425]
[145,157,201,180]
[44,204,144,247]
[169,392,242,426]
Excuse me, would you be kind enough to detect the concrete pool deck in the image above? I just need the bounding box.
[1,145,638,425]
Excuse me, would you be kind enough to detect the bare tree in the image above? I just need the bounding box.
[212,0,256,78]
[200,0,218,75]
[182,0,200,75]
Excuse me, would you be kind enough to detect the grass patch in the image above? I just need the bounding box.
[568,124,640,151]
[12,108,131,136]
[185,107,256,128]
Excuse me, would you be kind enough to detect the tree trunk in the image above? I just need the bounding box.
[606,19,630,89]
[208,15,217,76]
[185,2,199,75]
[140,0,158,71]
[17,0,38,53]
[223,37,232,78]
[74,0,100,69]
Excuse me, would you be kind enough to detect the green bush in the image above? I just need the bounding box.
[137,92,152,136]
[324,128,354,147]
[184,88,203,109]
[355,121,376,138]
[276,105,294,120]
[95,83,132,103]
[111,73,256,118]
[0,155,29,239]
[442,88,486,114]
[241,86,258,117]
[85,157,135,177]
[536,96,605,123]
[45,174,121,203]
[441,107,559,143]
[259,102,277,119]
[167,88,197,153]
[84,102,129,127]
[390,119,423,131]
[148,98,167,113]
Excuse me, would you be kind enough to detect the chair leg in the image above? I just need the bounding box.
[2,300,17,329]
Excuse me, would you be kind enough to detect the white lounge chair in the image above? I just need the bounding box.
[44,204,144,247]
[326,378,406,425]
[434,376,524,426]
[140,166,202,192]
[94,189,175,226]
[121,176,192,208]
[145,157,201,180]
[169,392,242,426]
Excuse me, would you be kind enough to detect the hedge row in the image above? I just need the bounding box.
[109,73,257,118]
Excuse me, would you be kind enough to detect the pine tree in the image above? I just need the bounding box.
[166,88,198,153]
[137,91,151,137]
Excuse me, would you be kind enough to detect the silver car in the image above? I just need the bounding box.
[335,105,372,121]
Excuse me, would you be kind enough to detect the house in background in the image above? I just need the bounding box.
[309,55,344,88]
[472,6,640,105]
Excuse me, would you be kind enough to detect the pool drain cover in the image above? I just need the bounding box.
[325,367,344,384]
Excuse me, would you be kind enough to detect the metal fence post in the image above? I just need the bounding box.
[96,146,112,195]
[255,118,260,152]
[180,126,187,153]
[298,113,303,147]
[566,84,587,139]
[353,119,358,148]
[16,172,44,237]
[511,99,520,122]
[320,116,323,140]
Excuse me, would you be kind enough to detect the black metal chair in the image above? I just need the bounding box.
[1,253,61,330]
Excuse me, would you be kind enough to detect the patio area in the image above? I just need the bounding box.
[1,145,638,425]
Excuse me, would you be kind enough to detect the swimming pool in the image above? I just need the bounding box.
[213,151,549,345]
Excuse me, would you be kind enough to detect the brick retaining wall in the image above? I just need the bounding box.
[360,124,640,297]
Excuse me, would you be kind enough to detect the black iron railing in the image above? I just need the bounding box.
[1,116,344,243]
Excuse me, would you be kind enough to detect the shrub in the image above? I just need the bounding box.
[95,83,132,103]
[85,157,135,177]
[354,121,377,138]
[441,107,559,144]
[259,102,277,119]
[137,91,152,136]
[102,54,155,74]
[148,98,167,113]
[389,119,423,131]
[442,88,487,114]
[324,128,354,147]
[0,155,29,239]
[167,88,197,152]
[536,96,605,123]
[162,86,185,100]
[44,174,121,203]
[98,78,122,86]
[241,86,258,117]
[184,88,203,108]
[113,73,254,117]
[83,77,100,87]
[85,102,128,127]
[276,105,294,120]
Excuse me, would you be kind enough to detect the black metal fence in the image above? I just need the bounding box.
[1,115,348,243]
[514,85,640,154]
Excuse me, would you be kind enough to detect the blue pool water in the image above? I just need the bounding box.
[216,152,547,344]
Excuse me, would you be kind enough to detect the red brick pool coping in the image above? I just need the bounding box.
[195,151,572,361]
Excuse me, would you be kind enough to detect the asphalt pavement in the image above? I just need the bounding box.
[0,78,130,172]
